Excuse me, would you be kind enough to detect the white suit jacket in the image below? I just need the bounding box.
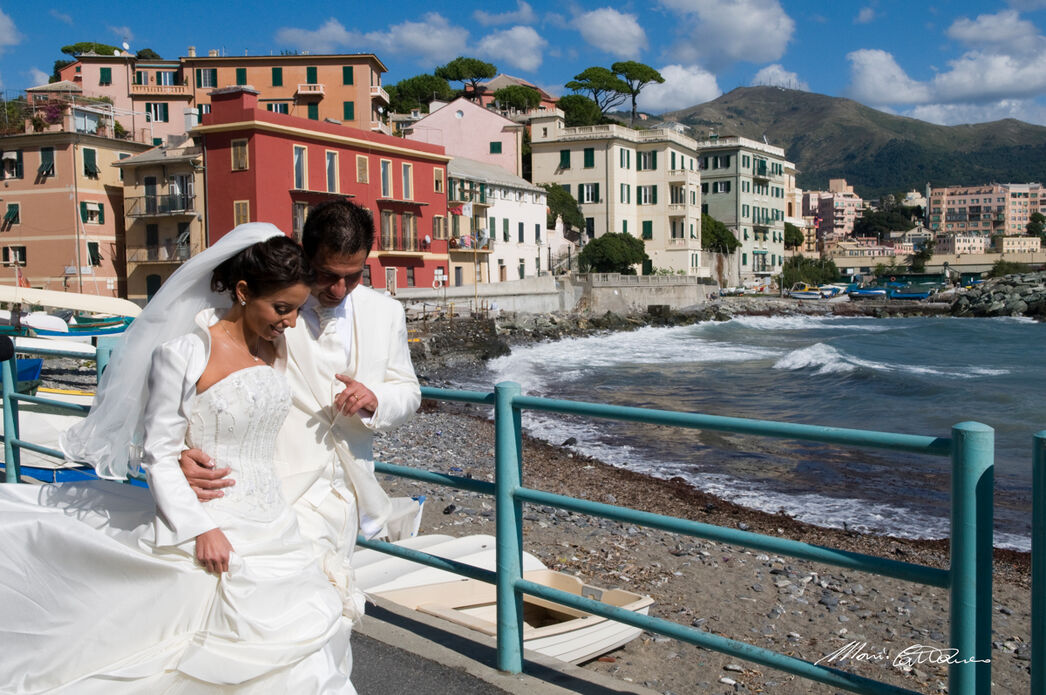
[274,284,420,536]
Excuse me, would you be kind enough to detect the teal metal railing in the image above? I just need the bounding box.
[0,349,1018,694]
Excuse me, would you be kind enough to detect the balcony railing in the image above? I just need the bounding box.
[667,168,700,184]
[370,120,392,136]
[296,83,325,97]
[369,85,390,104]
[129,84,192,98]
[126,243,196,264]
[125,194,196,218]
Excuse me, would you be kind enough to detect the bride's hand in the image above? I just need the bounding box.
[195,528,233,575]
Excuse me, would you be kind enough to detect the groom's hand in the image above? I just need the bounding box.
[179,448,235,502]
[334,375,376,418]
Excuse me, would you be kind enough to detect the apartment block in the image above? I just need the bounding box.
[0,124,151,296]
[531,114,705,276]
[927,182,1046,236]
[55,48,391,146]
[933,233,986,255]
[193,87,450,293]
[693,135,790,283]
[405,97,524,177]
[446,157,547,286]
[115,137,207,305]
[803,178,863,241]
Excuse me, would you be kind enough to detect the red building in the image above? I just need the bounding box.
[193,86,451,292]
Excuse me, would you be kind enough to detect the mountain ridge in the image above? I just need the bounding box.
[657,86,1046,199]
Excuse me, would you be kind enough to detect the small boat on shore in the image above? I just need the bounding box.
[352,534,654,664]
[788,283,825,300]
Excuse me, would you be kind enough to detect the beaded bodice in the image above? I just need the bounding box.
[186,365,290,522]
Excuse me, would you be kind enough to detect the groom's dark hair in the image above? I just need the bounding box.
[302,200,375,261]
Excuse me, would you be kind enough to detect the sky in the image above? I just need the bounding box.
[4,1,1046,126]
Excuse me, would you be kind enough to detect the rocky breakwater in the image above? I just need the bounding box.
[950,271,1046,319]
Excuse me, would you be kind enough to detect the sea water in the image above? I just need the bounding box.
[459,315,1044,551]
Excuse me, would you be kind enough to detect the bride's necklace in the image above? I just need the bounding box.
[220,321,262,363]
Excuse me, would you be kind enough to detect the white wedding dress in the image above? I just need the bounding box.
[0,364,355,694]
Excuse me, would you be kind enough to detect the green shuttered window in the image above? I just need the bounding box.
[272,67,283,86]
[343,66,353,85]
[343,101,355,120]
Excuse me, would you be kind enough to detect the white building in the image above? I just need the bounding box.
[693,135,791,283]
[530,113,705,276]
[447,157,549,283]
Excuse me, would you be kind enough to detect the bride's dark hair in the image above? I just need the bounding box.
[210,234,314,299]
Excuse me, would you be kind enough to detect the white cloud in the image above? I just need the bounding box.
[573,8,647,59]
[108,25,134,43]
[846,49,931,104]
[477,26,546,72]
[49,10,73,25]
[855,7,876,24]
[660,0,794,69]
[0,9,22,52]
[28,68,49,87]
[947,9,1038,51]
[276,15,468,65]
[474,1,537,27]
[751,64,809,91]
[1006,0,1046,10]
[637,64,720,113]
[908,99,1046,126]
[932,50,1046,102]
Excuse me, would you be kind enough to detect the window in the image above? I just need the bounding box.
[638,151,657,171]
[407,267,415,288]
[380,160,392,197]
[196,68,218,88]
[356,155,369,183]
[1,150,23,179]
[642,220,653,239]
[670,152,676,170]
[638,185,657,205]
[135,71,147,85]
[579,183,599,204]
[99,67,112,85]
[306,66,318,84]
[583,148,595,168]
[326,151,338,193]
[307,103,318,120]
[3,203,19,226]
[235,68,247,86]
[293,145,306,190]
[343,66,354,85]
[518,222,524,243]
[432,215,446,240]
[2,246,26,266]
[157,71,175,86]
[380,211,395,248]
[39,147,55,177]
[559,149,570,169]
[518,261,525,280]
[145,102,169,122]
[79,201,105,225]
[231,139,249,171]
[272,67,283,86]
[433,168,444,193]
[87,241,102,266]
[503,218,509,242]
[402,212,417,250]
[82,148,100,177]
[401,163,412,200]
[622,220,628,235]
[619,147,630,169]
[117,152,129,181]
[234,200,250,226]
[535,223,541,243]
[489,141,502,154]
[266,102,289,114]
[197,103,212,118]
[585,218,595,238]
[343,101,355,121]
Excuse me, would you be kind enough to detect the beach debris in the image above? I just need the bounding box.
[442,504,457,514]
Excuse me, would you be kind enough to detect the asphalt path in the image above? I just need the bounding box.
[351,632,511,695]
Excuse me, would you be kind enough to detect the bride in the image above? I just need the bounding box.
[0,224,355,693]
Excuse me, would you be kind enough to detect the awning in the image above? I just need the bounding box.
[3,208,17,222]
[1,151,17,161]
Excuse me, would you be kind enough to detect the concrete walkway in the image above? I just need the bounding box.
[351,597,660,695]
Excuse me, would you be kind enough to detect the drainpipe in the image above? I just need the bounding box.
[71,138,84,293]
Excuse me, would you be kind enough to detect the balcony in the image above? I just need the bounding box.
[370,85,390,104]
[667,168,700,185]
[448,236,492,253]
[370,120,392,136]
[126,243,194,265]
[125,194,197,218]
[377,230,426,254]
[129,84,192,98]
[296,83,325,98]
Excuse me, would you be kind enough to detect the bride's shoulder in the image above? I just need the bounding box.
[151,332,208,372]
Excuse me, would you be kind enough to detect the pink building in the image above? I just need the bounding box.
[474,74,559,112]
[927,182,1046,236]
[403,97,523,177]
[803,178,863,240]
[934,233,986,255]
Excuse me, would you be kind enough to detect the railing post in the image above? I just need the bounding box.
[494,381,524,673]
[1033,431,1046,695]
[96,336,121,378]
[948,422,993,695]
[2,357,20,483]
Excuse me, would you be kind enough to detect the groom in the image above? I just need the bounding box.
[180,200,421,592]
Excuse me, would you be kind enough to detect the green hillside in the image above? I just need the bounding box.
[660,86,1046,198]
